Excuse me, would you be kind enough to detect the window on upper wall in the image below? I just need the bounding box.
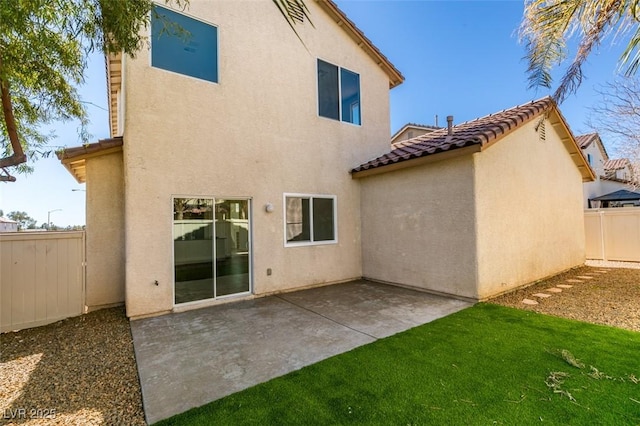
[317,59,361,125]
[284,194,337,246]
[151,5,218,83]
[587,153,592,165]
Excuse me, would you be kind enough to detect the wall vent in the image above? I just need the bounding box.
[286,0,306,23]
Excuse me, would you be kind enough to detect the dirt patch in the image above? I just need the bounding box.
[489,265,640,332]
[0,307,145,425]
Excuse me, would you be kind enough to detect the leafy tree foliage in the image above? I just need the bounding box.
[7,211,37,229]
[521,0,640,103]
[0,0,187,178]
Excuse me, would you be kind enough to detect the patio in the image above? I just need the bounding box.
[130,280,471,423]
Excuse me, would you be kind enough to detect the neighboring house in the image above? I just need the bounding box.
[0,217,18,233]
[603,158,635,182]
[57,2,592,317]
[58,0,403,318]
[390,123,441,145]
[352,98,594,301]
[577,133,637,208]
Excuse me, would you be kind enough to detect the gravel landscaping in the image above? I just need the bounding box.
[1,264,638,425]
[0,307,145,425]
[489,264,640,332]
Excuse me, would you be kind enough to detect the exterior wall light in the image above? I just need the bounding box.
[265,203,274,213]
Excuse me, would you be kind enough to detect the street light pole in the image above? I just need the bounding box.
[47,209,62,230]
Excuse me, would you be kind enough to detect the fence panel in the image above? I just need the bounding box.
[584,208,640,262]
[0,231,85,332]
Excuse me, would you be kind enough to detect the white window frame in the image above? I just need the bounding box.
[283,193,338,247]
[316,58,361,126]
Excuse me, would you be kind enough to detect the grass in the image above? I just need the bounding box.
[156,304,640,425]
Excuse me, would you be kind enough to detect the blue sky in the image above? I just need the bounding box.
[0,0,629,227]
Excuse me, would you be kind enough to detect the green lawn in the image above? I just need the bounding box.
[156,304,640,425]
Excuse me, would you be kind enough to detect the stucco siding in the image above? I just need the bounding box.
[474,118,585,299]
[360,155,478,299]
[86,152,125,309]
[122,0,391,317]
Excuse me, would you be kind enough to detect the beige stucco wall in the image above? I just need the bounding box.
[359,154,479,299]
[122,0,393,317]
[474,117,586,299]
[85,151,125,309]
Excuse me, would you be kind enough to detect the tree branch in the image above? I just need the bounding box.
[0,54,27,168]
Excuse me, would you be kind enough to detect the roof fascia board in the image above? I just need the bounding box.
[548,107,596,182]
[315,0,404,88]
[594,134,610,160]
[59,146,123,164]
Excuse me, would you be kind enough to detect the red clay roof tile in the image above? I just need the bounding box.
[353,97,554,173]
[604,158,630,171]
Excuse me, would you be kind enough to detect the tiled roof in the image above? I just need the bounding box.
[0,216,17,224]
[575,133,598,149]
[603,158,629,171]
[353,97,554,174]
[390,122,442,144]
[404,122,441,129]
[575,132,610,160]
[57,137,123,161]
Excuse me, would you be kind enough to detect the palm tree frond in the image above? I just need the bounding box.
[521,0,638,103]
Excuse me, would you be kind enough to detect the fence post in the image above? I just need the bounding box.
[599,210,606,261]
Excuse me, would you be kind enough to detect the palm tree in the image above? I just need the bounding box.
[520,0,640,103]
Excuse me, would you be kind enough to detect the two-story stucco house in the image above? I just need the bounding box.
[58,0,403,318]
[58,0,593,319]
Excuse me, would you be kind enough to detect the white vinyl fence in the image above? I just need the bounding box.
[1,231,85,332]
[585,208,640,262]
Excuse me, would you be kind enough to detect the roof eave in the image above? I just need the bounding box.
[546,107,596,183]
[316,0,404,88]
[107,52,122,138]
[57,137,124,183]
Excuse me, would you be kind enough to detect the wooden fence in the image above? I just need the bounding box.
[1,231,85,332]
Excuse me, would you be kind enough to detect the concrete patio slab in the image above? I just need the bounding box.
[131,280,471,423]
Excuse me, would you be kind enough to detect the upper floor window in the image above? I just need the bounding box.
[151,6,218,83]
[317,59,361,125]
[587,153,592,165]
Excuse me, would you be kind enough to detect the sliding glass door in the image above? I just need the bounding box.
[173,197,251,304]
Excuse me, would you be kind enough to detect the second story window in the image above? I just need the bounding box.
[151,6,218,83]
[317,59,361,125]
